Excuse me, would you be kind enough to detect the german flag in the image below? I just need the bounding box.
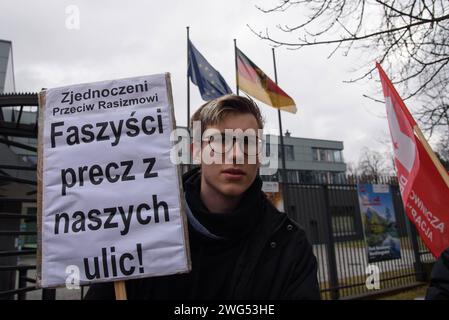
[236,48,297,113]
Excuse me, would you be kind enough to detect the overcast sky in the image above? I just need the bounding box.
[0,0,413,165]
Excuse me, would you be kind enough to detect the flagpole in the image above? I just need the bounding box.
[186,26,191,129]
[234,39,239,95]
[272,48,287,178]
[272,48,291,215]
[414,126,449,188]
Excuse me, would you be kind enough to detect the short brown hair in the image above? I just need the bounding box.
[190,94,264,133]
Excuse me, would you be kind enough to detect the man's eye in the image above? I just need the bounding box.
[210,134,222,142]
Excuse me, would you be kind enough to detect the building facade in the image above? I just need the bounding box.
[0,39,15,93]
[0,40,36,166]
[261,132,347,184]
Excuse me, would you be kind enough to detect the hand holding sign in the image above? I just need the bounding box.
[37,74,191,294]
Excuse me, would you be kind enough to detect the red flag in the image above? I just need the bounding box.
[377,63,449,258]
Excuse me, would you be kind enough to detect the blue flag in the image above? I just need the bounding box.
[188,40,232,101]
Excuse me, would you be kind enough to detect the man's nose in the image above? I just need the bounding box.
[229,140,245,164]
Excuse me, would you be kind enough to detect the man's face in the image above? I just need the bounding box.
[200,112,261,197]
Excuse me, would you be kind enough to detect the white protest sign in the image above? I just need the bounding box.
[37,73,191,288]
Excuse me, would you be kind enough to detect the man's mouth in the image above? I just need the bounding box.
[221,168,246,179]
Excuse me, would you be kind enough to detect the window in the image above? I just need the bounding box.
[286,170,299,183]
[312,148,343,163]
[266,143,295,161]
[334,150,343,162]
[319,149,327,162]
[281,145,294,161]
[312,148,319,161]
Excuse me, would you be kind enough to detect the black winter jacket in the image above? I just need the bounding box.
[85,168,320,300]
[426,247,449,300]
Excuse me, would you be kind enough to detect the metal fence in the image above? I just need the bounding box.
[274,172,435,299]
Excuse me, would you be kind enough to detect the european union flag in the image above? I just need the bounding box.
[188,40,232,101]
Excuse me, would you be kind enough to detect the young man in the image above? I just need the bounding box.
[85,94,320,300]
[426,247,449,300]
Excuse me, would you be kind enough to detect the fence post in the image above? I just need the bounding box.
[280,169,291,216]
[17,269,27,300]
[407,218,425,282]
[323,185,340,299]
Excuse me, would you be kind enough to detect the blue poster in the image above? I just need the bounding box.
[357,184,401,263]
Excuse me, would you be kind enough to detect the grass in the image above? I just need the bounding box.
[377,284,428,300]
[319,268,420,300]
[335,237,414,250]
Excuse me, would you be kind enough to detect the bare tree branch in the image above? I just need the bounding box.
[251,0,449,133]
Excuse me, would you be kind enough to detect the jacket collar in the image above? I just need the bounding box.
[182,167,264,241]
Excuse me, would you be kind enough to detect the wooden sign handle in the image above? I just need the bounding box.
[114,281,127,300]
